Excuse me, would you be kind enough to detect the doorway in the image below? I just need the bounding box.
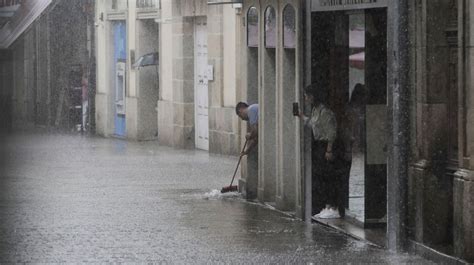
[311,8,387,227]
[113,21,127,137]
[194,17,209,151]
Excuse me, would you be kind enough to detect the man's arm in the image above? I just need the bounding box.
[242,124,258,156]
[246,124,258,140]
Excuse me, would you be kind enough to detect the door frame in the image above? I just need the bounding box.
[113,21,127,137]
[194,16,209,151]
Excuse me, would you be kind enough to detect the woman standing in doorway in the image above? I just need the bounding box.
[300,85,341,219]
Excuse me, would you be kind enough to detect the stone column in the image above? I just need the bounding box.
[239,1,260,200]
[258,0,278,203]
[275,0,301,213]
[453,0,474,262]
[387,0,410,252]
[126,0,138,139]
[95,0,113,136]
[157,0,196,149]
[408,0,454,249]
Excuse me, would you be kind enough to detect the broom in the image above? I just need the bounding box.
[221,139,248,193]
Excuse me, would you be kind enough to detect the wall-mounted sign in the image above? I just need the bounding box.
[311,0,387,12]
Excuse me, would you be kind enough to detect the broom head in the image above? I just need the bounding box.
[220,185,238,193]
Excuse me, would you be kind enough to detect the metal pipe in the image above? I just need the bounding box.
[303,0,312,224]
[387,0,410,252]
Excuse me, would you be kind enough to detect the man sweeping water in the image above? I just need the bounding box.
[235,102,259,156]
[220,102,259,193]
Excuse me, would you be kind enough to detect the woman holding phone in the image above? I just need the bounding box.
[299,85,341,219]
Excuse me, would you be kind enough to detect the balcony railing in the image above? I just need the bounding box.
[136,0,159,9]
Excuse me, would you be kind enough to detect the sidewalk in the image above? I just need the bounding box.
[0,131,435,263]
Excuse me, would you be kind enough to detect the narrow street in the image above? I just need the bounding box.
[0,131,433,263]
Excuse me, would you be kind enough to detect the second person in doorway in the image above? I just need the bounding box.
[300,85,341,219]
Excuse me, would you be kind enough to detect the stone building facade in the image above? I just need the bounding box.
[238,0,473,262]
[157,0,242,155]
[94,0,242,155]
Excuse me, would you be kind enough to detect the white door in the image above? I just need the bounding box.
[195,17,209,150]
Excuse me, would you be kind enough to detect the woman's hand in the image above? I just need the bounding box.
[298,112,305,119]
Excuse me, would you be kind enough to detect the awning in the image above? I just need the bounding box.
[0,0,52,49]
[349,52,365,69]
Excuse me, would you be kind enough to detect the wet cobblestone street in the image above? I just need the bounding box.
[0,131,434,263]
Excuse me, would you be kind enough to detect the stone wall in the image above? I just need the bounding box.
[407,0,473,262]
[157,0,241,154]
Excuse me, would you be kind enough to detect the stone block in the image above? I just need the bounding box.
[229,133,240,155]
[426,47,449,103]
[207,15,223,34]
[207,3,222,15]
[183,80,194,103]
[182,35,194,58]
[157,100,174,147]
[125,97,138,139]
[173,124,195,149]
[183,103,194,127]
[222,108,234,133]
[462,176,474,262]
[209,130,225,154]
[157,100,173,126]
[419,103,448,158]
[95,93,108,136]
[172,36,184,58]
[172,19,193,35]
[182,57,194,81]
[172,80,184,102]
[213,108,224,131]
[208,34,223,58]
[453,170,471,262]
[208,108,215,130]
[172,58,184,80]
[422,168,451,245]
[173,79,194,104]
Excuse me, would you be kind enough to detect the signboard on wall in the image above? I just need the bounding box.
[311,0,387,12]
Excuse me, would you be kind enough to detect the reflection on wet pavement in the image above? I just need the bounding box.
[0,131,433,263]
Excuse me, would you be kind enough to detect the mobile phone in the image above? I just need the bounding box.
[292,102,299,116]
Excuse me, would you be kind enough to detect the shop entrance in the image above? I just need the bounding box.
[311,8,387,227]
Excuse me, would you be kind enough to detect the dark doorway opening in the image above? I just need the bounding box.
[310,8,388,234]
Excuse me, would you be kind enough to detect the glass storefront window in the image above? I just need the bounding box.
[283,5,296,49]
[247,7,258,47]
[264,6,276,48]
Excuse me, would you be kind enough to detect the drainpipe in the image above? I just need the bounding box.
[303,0,312,224]
[387,0,410,252]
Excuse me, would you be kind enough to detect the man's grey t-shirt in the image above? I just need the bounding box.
[248,104,259,125]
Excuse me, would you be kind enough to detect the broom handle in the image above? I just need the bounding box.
[229,139,249,187]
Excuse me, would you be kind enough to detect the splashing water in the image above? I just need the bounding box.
[203,189,240,199]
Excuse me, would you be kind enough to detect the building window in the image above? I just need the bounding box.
[264,6,276,48]
[136,0,159,9]
[283,4,296,49]
[247,7,258,47]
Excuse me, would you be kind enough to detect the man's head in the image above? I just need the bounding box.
[235,102,249,120]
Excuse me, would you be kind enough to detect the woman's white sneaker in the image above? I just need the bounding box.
[319,208,340,219]
[313,208,329,219]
